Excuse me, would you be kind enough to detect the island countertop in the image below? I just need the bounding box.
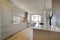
[33,26,60,33]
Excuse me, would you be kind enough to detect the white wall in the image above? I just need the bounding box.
[1,0,27,40]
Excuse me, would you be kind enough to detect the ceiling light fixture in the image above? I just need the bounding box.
[43,0,47,14]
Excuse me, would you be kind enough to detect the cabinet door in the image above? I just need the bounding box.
[0,3,1,40]
[49,32,60,40]
[33,30,48,40]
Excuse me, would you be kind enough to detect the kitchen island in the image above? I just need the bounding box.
[33,26,60,40]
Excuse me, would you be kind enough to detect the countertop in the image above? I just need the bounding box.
[33,26,60,32]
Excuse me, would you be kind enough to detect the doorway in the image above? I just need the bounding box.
[31,15,41,28]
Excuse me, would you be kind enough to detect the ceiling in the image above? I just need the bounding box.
[10,0,52,15]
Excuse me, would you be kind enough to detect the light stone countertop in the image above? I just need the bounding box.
[33,26,60,32]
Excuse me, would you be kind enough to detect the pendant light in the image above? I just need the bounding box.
[43,0,46,14]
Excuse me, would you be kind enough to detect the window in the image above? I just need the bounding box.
[31,15,41,23]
